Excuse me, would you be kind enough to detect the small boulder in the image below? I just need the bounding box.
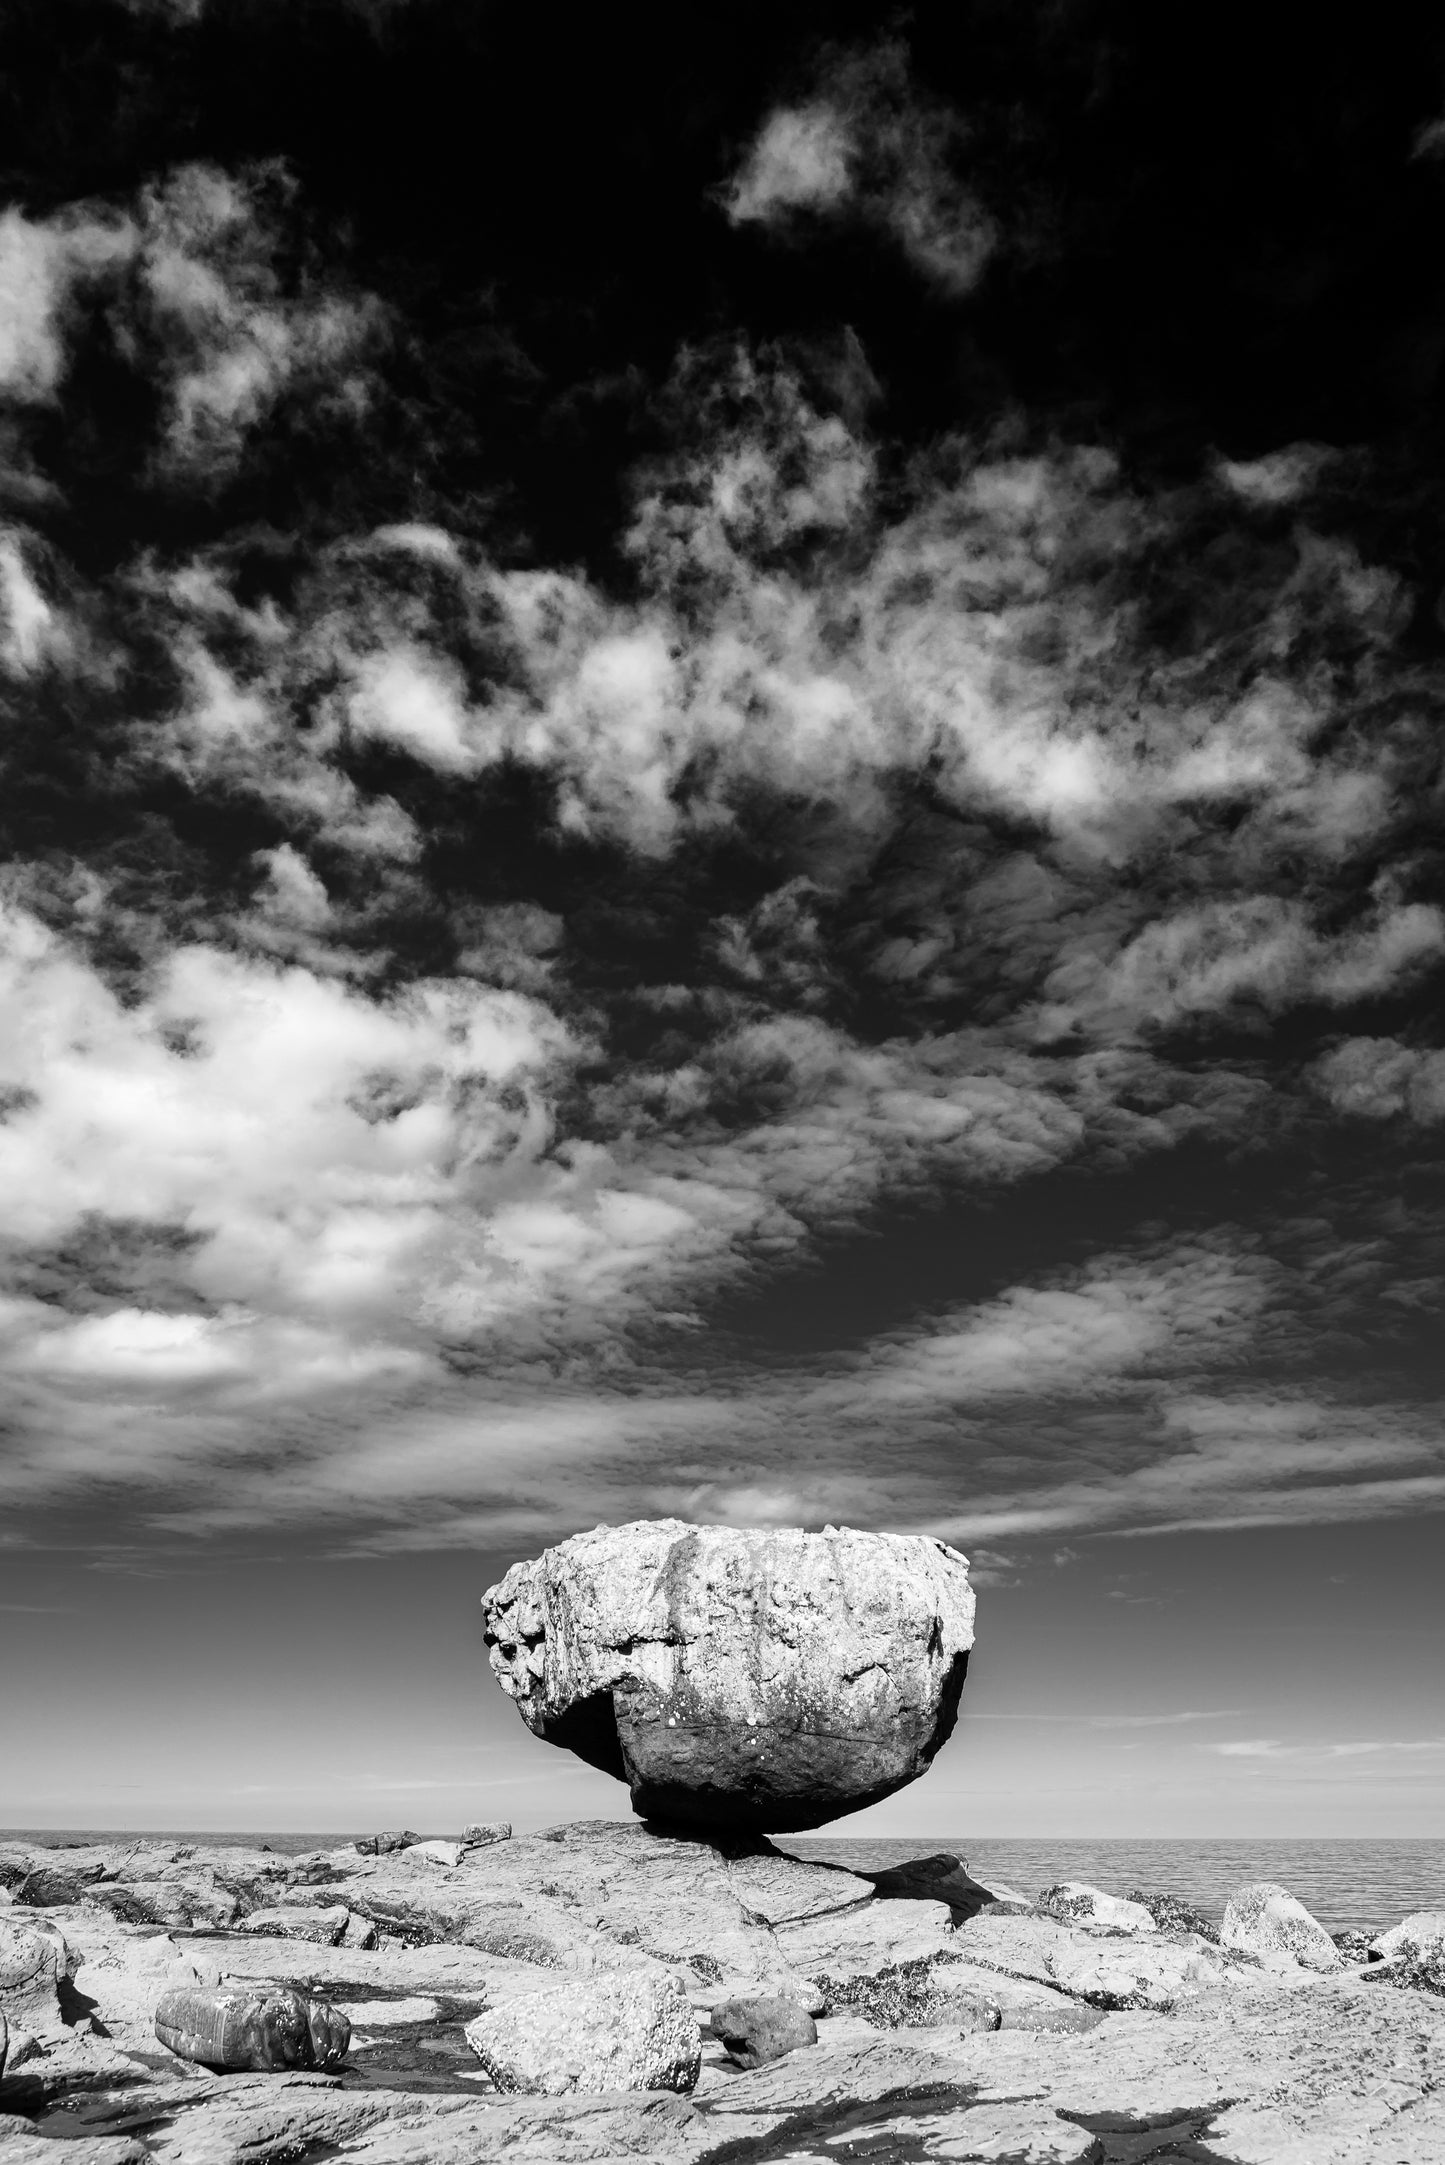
[1036,1883,1157,1933]
[463,1974,701,2095]
[355,1830,420,1856]
[401,1840,465,1868]
[241,1904,349,1944]
[340,1911,378,1949]
[154,1984,351,2071]
[709,1995,818,2068]
[1371,1911,1445,1961]
[1221,1882,1339,1972]
[461,1822,511,1846]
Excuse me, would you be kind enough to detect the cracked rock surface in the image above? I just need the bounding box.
[2,1823,1445,2162]
[481,1519,976,1832]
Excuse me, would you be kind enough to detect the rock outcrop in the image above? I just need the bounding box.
[481,1519,975,1831]
[1,1832,1445,2161]
[463,1974,701,2094]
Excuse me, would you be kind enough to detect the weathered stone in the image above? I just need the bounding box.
[482,1519,974,1831]
[710,1993,818,2067]
[154,1983,351,2071]
[463,1973,701,2094]
[242,1903,351,1944]
[1222,1881,1341,1972]
[402,1840,465,1868]
[0,2007,6,2081]
[1036,1882,1158,1933]
[1125,1888,1220,1941]
[356,1831,421,1856]
[1373,1911,1445,1960]
[340,1910,379,1949]
[461,1822,511,1846]
[0,1914,70,2032]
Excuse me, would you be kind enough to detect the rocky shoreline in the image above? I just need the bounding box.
[2,1819,1444,2162]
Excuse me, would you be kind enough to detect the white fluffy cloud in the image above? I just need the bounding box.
[0,164,382,480]
[725,43,996,297]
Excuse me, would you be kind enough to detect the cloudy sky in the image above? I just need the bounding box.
[3,0,1444,1837]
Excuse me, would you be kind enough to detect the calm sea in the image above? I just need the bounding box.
[4,1829,1441,1934]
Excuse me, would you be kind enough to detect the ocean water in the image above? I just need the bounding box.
[5,1828,1442,1934]
[784,1837,1445,1935]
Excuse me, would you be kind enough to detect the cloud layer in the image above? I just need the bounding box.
[2,18,1443,1560]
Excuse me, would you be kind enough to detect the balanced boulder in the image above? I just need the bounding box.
[481,1519,974,1832]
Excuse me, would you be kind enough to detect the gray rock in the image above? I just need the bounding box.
[710,1994,818,2067]
[0,2007,6,2082]
[463,1973,701,2095]
[356,1831,421,1856]
[461,1822,511,1845]
[154,1983,351,2071]
[482,1519,974,1831]
[0,1914,71,2032]
[1221,1881,1341,1972]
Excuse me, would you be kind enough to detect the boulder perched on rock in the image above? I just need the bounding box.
[482,1520,975,1831]
[710,1994,818,2068]
[463,1974,701,2095]
[1222,1882,1340,1972]
[154,1984,351,2071]
[461,1821,511,1846]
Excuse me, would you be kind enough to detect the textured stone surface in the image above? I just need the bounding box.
[0,1914,70,2032]
[1374,1910,1445,1959]
[463,1973,701,2094]
[1222,1880,1342,1972]
[481,1519,975,1830]
[460,1822,511,1846]
[3,1828,1445,2162]
[242,1903,350,1943]
[154,1982,352,2070]
[1036,1882,1158,1934]
[710,1992,817,2066]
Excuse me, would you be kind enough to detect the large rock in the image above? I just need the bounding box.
[481,1519,974,1831]
[1221,1881,1341,1972]
[0,1914,71,2032]
[463,1974,701,2095]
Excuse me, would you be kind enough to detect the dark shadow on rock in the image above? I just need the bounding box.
[855,1851,999,1925]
